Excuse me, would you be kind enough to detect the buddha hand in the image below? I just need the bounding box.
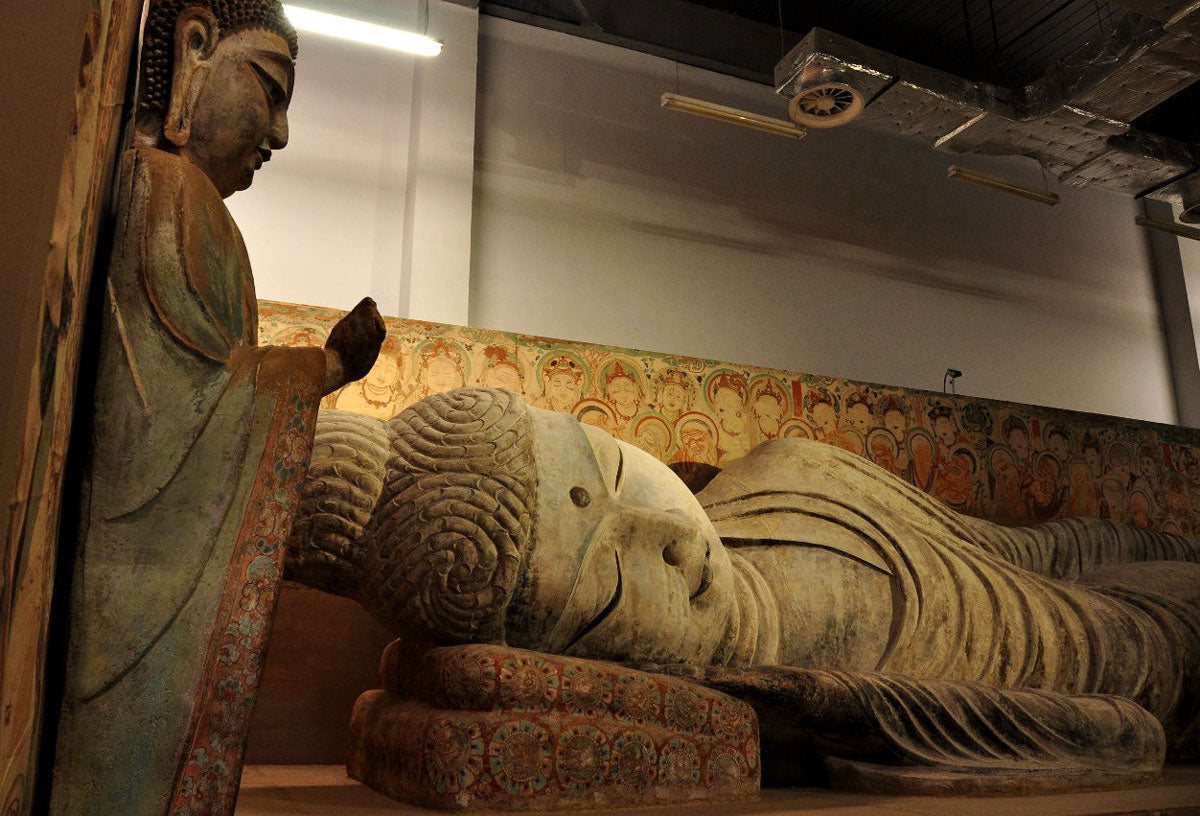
[323,297,386,395]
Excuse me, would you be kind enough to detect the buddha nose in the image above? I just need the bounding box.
[624,506,711,596]
[268,109,289,149]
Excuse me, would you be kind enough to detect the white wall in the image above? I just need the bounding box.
[228,0,477,323]
[1180,219,1200,366]
[469,17,1176,424]
[228,6,1187,425]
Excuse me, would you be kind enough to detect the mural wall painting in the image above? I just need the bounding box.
[261,300,1200,535]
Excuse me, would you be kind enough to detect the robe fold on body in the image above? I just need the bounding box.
[694,438,1200,779]
[52,147,325,816]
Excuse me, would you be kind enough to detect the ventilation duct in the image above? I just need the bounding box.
[774,0,1200,205]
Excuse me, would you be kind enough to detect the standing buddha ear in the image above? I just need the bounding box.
[163,7,220,147]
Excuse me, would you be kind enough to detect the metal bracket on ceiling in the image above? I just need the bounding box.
[567,0,602,33]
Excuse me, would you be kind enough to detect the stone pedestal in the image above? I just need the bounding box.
[347,642,760,810]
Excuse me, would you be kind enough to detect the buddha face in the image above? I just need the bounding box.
[171,17,293,197]
[511,409,735,665]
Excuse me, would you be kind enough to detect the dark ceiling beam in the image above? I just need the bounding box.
[479,0,801,85]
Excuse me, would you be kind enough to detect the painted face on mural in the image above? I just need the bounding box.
[712,388,747,436]
[1008,428,1030,461]
[634,422,671,461]
[933,416,957,449]
[1109,449,1132,484]
[752,395,783,438]
[846,402,873,436]
[578,406,615,434]
[545,370,583,411]
[424,357,463,394]
[658,383,687,419]
[812,403,837,437]
[481,364,521,392]
[680,421,717,464]
[514,412,735,664]
[1047,433,1070,459]
[606,375,640,417]
[883,408,906,441]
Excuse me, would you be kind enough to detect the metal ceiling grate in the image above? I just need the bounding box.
[688,0,1130,85]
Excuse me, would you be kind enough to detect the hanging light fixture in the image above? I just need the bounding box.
[947,165,1059,206]
[661,93,806,140]
[1135,215,1200,242]
[282,5,443,56]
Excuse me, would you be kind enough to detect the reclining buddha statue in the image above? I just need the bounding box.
[286,387,1200,793]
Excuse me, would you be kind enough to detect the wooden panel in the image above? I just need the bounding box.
[0,2,141,813]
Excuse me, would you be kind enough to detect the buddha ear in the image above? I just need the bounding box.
[164,7,219,147]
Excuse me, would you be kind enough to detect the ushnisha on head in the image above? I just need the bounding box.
[288,388,737,664]
[137,0,298,196]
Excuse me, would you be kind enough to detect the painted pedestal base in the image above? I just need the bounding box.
[347,642,760,810]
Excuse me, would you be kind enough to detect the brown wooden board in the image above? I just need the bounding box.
[0,2,141,813]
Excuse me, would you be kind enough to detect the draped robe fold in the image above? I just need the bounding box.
[693,438,1200,782]
[51,147,326,816]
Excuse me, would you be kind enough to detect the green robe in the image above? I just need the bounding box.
[51,147,325,816]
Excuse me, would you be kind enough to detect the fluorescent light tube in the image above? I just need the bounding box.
[282,5,442,56]
[947,165,1059,206]
[1135,215,1200,242]
[661,93,806,140]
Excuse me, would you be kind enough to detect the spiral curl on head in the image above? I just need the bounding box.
[139,0,299,115]
[365,388,536,644]
[285,409,391,596]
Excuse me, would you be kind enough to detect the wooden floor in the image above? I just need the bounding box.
[237,764,1200,816]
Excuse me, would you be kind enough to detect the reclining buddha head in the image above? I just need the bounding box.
[290,388,737,664]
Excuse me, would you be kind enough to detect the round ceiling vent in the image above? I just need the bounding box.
[788,82,864,128]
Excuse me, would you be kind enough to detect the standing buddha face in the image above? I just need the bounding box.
[164,10,294,198]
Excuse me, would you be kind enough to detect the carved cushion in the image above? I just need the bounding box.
[347,642,760,810]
